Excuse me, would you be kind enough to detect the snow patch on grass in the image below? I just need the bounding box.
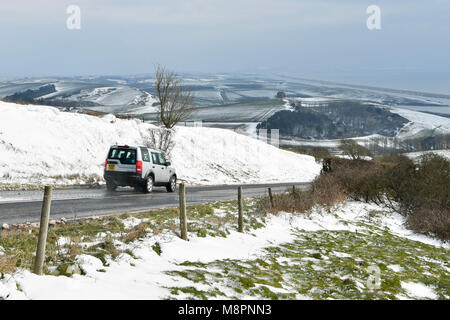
[387,264,403,273]
[121,217,143,229]
[401,281,438,300]
[333,251,352,258]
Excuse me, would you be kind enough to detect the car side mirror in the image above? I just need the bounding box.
[165,161,171,166]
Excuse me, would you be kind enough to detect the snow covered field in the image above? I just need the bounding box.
[3,75,450,111]
[404,149,450,161]
[0,101,320,187]
[389,107,450,139]
[1,200,448,300]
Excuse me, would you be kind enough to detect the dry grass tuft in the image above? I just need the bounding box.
[103,235,120,258]
[0,255,17,275]
[120,222,149,243]
[68,236,82,258]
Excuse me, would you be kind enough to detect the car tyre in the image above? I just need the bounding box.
[166,175,177,193]
[143,175,154,193]
[106,180,117,191]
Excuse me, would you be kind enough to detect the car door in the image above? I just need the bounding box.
[157,152,171,182]
[151,152,165,183]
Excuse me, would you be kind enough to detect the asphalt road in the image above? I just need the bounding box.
[0,182,310,225]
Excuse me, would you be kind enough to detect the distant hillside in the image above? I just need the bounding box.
[4,84,56,102]
[257,100,408,139]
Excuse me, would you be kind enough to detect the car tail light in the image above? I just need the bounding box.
[136,161,143,173]
[104,159,107,170]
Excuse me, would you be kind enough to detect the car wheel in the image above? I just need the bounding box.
[166,175,177,192]
[143,176,154,193]
[106,180,116,191]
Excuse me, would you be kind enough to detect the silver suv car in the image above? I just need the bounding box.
[103,145,177,193]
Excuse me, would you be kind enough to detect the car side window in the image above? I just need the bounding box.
[151,152,159,165]
[141,148,150,162]
[158,153,166,166]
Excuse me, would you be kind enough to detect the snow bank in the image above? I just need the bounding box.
[172,126,319,184]
[0,101,320,186]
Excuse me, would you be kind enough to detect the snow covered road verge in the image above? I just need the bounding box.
[0,101,320,187]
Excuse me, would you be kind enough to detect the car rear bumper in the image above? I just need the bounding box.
[104,171,143,186]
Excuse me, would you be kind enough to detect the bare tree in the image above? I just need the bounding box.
[145,65,194,158]
[146,127,175,157]
[155,64,195,128]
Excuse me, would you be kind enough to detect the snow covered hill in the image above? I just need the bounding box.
[389,107,450,139]
[0,101,320,187]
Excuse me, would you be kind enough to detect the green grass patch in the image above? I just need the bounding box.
[163,228,449,300]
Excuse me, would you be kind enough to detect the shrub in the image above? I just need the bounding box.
[339,139,373,160]
[327,159,386,204]
[318,152,449,240]
[383,156,417,212]
[256,188,314,215]
[387,153,449,239]
[329,153,449,240]
[309,147,331,162]
[312,174,346,208]
[407,202,450,240]
[415,153,449,208]
[256,174,345,215]
[384,153,449,211]
[374,153,409,165]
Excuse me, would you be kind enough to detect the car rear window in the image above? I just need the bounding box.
[108,148,136,164]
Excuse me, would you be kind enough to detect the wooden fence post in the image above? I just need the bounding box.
[179,183,188,241]
[238,186,244,233]
[268,187,275,208]
[33,186,53,275]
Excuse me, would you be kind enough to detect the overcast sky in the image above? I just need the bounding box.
[0,0,449,93]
